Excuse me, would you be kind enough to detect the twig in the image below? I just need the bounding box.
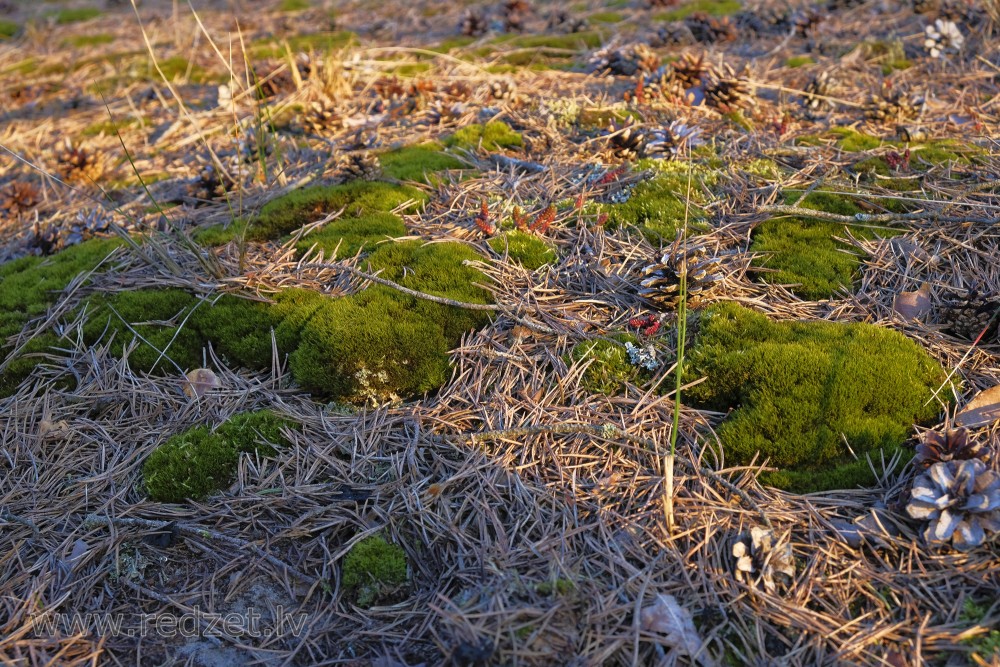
[0,509,41,540]
[460,423,773,529]
[83,514,315,583]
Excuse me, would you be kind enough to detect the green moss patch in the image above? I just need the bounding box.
[378,143,464,183]
[279,0,311,10]
[488,231,556,270]
[55,8,102,24]
[143,410,293,503]
[750,191,901,300]
[785,56,815,68]
[602,169,708,243]
[445,122,523,152]
[342,535,409,608]
[296,212,407,260]
[570,335,646,395]
[686,302,947,492]
[64,33,115,48]
[249,31,357,59]
[0,20,21,39]
[654,0,742,20]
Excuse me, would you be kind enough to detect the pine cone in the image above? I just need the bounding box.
[685,13,737,43]
[646,23,696,47]
[606,119,647,159]
[865,85,921,123]
[911,0,938,13]
[337,152,383,182]
[190,157,237,201]
[704,65,753,113]
[906,459,1000,551]
[547,10,588,33]
[485,78,518,102]
[732,526,795,594]
[0,181,40,216]
[296,100,343,135]
[31,221,65,255]
[735,8,790,35]
[502,0,531,32]
[588,43,661,77]
[791,8,824,35]
[802,71,834,111]
[642,66,692,103]
[916,427,991,465]
[639,245,724,309]
[460,9,489,36]
[644,121,702,159]
[942,291,999,342]
[923,19,964,58]
[54,140,104,183]
[827,0,866,10]
[672,52,711,88]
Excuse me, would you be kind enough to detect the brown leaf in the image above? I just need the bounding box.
[893,282,931,321]
[955,385,1000,428]
[640,594,712,666]
[182,368,221,399]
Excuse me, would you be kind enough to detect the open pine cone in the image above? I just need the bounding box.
[906,459,1000,551]
[0,181,41,216]
[941,290,999,343]
[337,152,383,182]
[916,427,991,466]
[639,245,724,309]
[588,43,661,77]
[703,65,754,113]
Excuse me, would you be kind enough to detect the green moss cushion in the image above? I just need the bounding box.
[686,302,947,492]
[295,212,407,260]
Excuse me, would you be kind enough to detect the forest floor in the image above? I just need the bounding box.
[1,0,999,665]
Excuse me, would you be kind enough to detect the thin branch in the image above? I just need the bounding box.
[757,204,1000,226]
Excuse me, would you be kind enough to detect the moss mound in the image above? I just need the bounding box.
[379,143,464,183]
[144,410,293,503]
[488,231,556,270]
[445,121,523,152]
[291,241,493,403]
[342,535,409,608]
[0,239,122,396]
[750,191,898,300]
[570,335,646,395]
[603,169,707,243]
[686,302,947,492]
[296,212,407,260]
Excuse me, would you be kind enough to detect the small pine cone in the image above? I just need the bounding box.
[802,71,834,110]
[643,66,691,103]
[942,291,999,342]
[485,78,518,102]
[588,43,661,77]
[672,52,711,88]
[547,10,589,33]
[0,181,41,216]
[31,221,65,256]
[646,23,696,47]
[923,19,964,58]
[865,85,922,123]
[502,0,531,32]
[644,120,702,158]
[735,7,790,35]
[54,140,104,183]
[297,100,343,135]
[827,0,866,10]
[460,9,489,36]
[420,101,466,126]
[190,157,237,201]
[639,245,724,309]
[685,13,737,43]
[606,119,647,159]
[337,152,383,182]
[704,66,754,113]
[442,81,473,100]
[791,8,824,35]
[916,427,991,466]
[912,0,938,12]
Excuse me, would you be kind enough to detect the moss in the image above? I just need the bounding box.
[535,579,575,596]
[445,122,523,152]
[291,241,492,403]
[960,599,1000,661]
[654,0,742,20]
[428,36,477,53]
[143,410,292,503]
[64,33,115,48]
[488,231,556,270]
[570,335,645,396]
[248,181,428,242]
[685,302,947,492]
[55,8,102,24]
[0,239,123,393]
[0,20,21,39]
[81,117,145,137]
[749,190,903,300]
[0,333,62,398]
[81,289,206,373]
[739,158,783,180]
[589,11,625,22]
[378,143,464,184]
[143,426,238,503]
[342,535,409,608]
[296,212,407,260]
[250,31,357,59]
[602,171,706,243]
[829,128,882,152]
[150,56,210,84]
[785,56,814,68]
[278,0,311,10]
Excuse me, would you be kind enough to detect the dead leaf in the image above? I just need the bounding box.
[640,594,712,666]
[955,385,1000,428]
[182,368,221,399]
[893,283,932,321]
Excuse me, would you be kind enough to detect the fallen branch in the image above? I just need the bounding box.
[757,204,1000,226]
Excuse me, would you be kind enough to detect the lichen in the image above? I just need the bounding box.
[341,534,409,608]
[570,334,648,396]
[445,121,523,152]
[488,230,556,270]
[685,302,948,492]
[143,410,294,503]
